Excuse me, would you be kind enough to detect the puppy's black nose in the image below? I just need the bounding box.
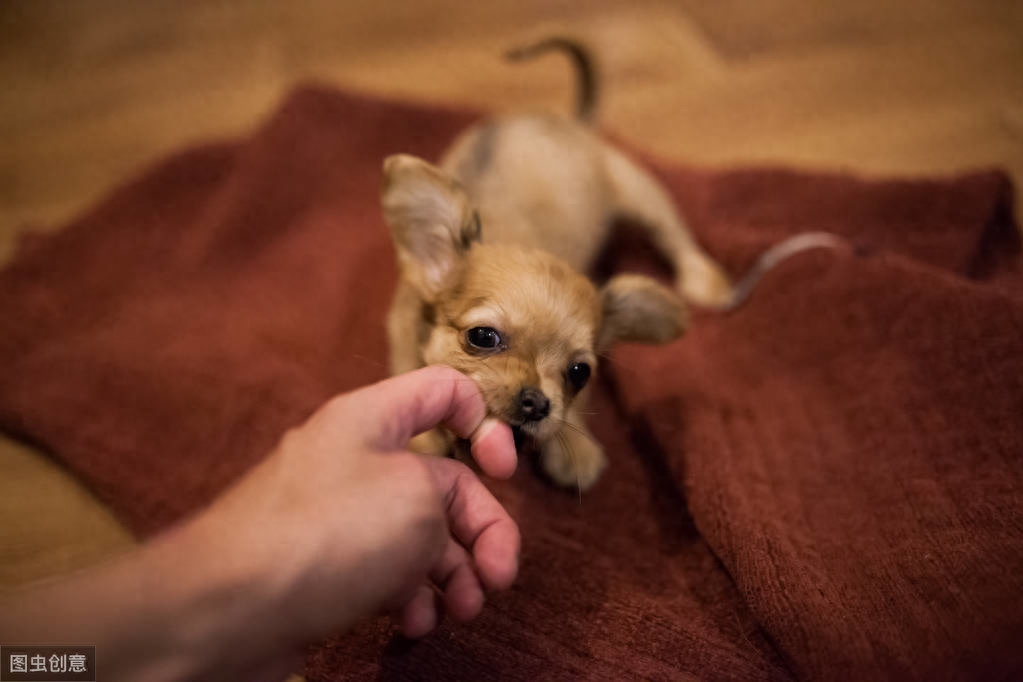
[517,387,550,422]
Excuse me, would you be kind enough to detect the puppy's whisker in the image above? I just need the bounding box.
[554,430,582,505]
[596,351,638,374]
[492,300,512,325]
[477,356,503,383]
[552,417,602,450]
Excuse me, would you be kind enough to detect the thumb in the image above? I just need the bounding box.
[350,366,516,478]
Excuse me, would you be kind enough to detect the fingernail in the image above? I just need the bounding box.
[471,417,500,444]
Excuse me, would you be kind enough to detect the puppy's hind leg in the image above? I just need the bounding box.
[602,146,734,310]
[409,428,454,458]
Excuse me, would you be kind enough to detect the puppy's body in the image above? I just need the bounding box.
[383,145,684,488]
[440,112,733,306]
[383,39,837,490]
[444,114,609,270]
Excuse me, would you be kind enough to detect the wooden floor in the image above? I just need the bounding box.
[1,0,1021,587]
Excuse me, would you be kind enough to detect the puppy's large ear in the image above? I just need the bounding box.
[598,274,688,349]
[382,154,480,300]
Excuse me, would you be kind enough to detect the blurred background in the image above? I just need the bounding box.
[1,0,1021,586]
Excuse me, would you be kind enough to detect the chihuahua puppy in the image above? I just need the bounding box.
[381,38,839,490]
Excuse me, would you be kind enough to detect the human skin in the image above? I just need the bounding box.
[0,365,520,682]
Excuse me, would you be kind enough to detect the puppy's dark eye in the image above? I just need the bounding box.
[467,326,502,350]
[567,362,591,391]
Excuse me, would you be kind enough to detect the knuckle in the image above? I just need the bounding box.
[318,392,353,422]
[276,425,308,459]
[446,459,474,490]
[387,454,444,529]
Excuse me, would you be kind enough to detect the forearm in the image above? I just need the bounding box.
[0,518,292,682]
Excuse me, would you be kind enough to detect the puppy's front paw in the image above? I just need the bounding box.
[409,428,451,457]
[541,430,607,491]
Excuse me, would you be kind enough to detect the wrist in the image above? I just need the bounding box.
[0,519,268,682]
[128,514,299,681]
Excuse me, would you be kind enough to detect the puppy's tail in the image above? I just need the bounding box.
[711,232,848,312]
[505,37,598,123]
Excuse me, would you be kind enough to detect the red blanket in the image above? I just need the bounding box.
[1,86,1020,681]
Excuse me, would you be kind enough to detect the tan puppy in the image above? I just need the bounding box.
[381,38,838,490]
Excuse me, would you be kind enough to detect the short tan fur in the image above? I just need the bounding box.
[381,38,832,490]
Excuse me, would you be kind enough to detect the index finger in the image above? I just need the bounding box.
[350,365,516,478]
[421,456,520,591]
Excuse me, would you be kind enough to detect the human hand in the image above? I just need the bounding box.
[0,366,520,682]
[179,365,520,669]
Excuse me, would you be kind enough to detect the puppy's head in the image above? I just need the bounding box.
[382,154,686,444]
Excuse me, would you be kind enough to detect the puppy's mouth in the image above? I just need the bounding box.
[508,420,544,455]
[492,402,556,454]
[511,424,528,452]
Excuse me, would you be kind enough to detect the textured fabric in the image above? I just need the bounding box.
[0,86,1020,681]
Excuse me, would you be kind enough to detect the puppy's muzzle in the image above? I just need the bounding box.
[516,387,550,422]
